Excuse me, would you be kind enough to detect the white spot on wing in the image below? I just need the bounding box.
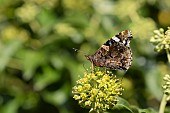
[112,36,120,42]
[126,40,130,47]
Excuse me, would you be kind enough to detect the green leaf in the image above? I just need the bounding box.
[0,99,19,113]
[37,8,56,36]
[139,108,157,113]
[0,40,22,71]
[34,66,60,91]
[111,98,157,113]
[111,97,134,113]
[42,85,68,106]
[19,50,46,80]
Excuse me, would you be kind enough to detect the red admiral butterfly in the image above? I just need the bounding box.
[85,30,133,70]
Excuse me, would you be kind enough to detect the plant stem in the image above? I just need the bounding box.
[166,49,170,63]
[159,94,168,113]
[159,49,170,113]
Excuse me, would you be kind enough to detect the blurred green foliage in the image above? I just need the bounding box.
[0,0,170,113]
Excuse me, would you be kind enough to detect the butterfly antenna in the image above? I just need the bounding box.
[73,48,79,52]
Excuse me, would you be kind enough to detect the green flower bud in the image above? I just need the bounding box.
[150,27,170,52]
[163,74,170,97]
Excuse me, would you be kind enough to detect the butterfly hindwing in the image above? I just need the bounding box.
[85,30,133,70]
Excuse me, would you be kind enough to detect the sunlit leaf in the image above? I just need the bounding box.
[0,40,22,71]
[34,66,60,91]
[19,50,46,80]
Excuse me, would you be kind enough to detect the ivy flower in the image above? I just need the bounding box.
[162,74,170,97]
[72,69,124,112]
[150,27,170,52]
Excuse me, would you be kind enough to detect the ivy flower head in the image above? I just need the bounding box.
[72,69,124,112]
[162,74,170,97]
[150,27,170,52]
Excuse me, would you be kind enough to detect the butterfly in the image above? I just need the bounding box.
[85,30,133,70]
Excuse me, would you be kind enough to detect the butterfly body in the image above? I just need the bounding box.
[85,30,133,70]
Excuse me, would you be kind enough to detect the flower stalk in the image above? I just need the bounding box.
[166,49,170,63]
[159,88,168,113]
[150,27,170,113]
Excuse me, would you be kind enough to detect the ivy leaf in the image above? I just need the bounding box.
[111,97,157,113]
[111,97,134,113]
[139,108,157,113]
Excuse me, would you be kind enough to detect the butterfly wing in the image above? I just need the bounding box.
[86,30,133,70]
